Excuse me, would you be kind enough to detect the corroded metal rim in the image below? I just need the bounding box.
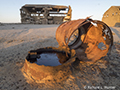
[22,47,75,83]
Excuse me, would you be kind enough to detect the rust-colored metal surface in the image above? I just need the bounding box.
[22,47,75,83]
[56,18,113,63]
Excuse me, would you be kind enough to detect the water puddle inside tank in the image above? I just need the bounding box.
[35,52,69,66]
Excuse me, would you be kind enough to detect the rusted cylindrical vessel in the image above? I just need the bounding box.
[56,18,113,63]
[22,47,75,83]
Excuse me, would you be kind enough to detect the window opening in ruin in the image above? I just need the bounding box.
[112,13,114,16]
[32,8,35,10]
[27,13,29,16]
[22,11,25,14]
[107,14,109,17]
[59,10,67,13]
[40,14,43,16]
[37,17,40,19]
[49,11,58,13]
[37,11,41,13]
[50,14,66,16]
[116,12,118,15]
[31,14,34,16]
[36,14,38,16]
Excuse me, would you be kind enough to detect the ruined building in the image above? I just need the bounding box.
[102,6,120,27]
[20,4,72,24]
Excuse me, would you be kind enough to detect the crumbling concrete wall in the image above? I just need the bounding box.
[102,6,120,27]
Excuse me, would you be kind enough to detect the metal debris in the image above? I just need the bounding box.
[56,18,113,63]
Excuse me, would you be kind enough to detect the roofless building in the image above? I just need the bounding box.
[20,4,72,24]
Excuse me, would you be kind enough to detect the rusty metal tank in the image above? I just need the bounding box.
[56,17,113,63]
[22,47,75,83]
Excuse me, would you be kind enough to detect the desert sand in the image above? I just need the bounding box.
[0,24,120,90]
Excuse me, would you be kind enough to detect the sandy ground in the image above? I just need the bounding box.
[0,24,120,90]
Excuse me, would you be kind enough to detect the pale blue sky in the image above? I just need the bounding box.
[0,0,120,23]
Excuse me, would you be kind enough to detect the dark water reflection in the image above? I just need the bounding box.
[36,52,69,66]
